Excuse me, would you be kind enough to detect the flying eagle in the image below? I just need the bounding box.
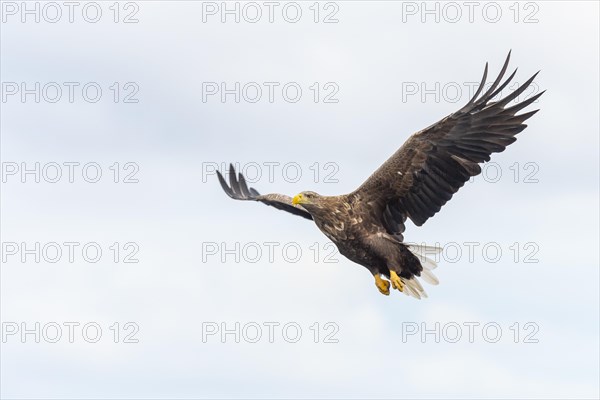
[217,52,543,299]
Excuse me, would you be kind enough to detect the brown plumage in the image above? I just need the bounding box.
[217,52,543,299]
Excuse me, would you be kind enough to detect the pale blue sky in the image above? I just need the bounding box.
[1,1,599,399]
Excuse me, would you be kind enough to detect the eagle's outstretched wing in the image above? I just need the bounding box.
[354,51,544,235]
[217,164,313,220]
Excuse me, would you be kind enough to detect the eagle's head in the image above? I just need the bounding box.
[292,191,322,208]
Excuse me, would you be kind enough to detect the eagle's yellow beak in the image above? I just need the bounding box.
[292,194,303,205]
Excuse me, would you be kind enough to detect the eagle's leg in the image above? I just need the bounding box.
[390,270,404,292]
[374,274,390,296]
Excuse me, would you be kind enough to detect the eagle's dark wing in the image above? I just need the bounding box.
[354,52,544,233]
[217,164,313,220]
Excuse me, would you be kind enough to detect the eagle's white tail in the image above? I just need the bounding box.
[400,244,443,299]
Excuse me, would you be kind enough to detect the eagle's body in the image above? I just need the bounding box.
[306,193,421,279]
[217,52,543,299]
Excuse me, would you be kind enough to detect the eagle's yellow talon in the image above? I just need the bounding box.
[390,270,404,292]
[374,274,390,296]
